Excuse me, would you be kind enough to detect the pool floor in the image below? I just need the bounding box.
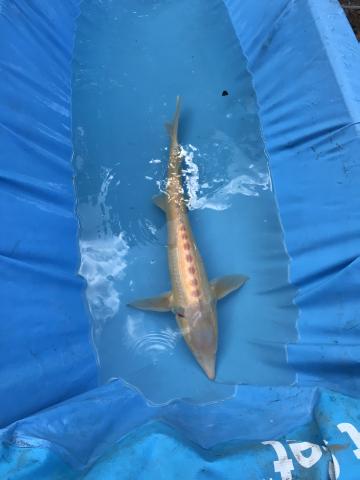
[72,0,298,404]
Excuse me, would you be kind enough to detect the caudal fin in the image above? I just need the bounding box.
[165,96,181,140]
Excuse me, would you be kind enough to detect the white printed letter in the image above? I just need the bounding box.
[262,441,294,480]
[338,422,360,459]
[289,441,322,468]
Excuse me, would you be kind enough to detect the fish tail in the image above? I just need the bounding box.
[165,96,181,141]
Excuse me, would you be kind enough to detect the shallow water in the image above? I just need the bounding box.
[72,0,298,404]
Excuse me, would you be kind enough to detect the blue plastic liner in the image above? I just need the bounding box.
[0,0,97,428]
[224,0,360,394]
[1,0,360,478]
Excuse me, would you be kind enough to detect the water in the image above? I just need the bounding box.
[72,0,298,404]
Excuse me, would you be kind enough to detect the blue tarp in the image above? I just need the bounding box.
[0,0,97,427]
[1,0,360,478]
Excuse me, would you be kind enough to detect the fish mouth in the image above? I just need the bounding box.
[197,355,216,380]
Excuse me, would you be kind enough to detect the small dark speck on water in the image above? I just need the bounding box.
[222,90,229,96]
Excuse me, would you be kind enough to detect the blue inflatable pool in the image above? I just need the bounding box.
[1,1,360,478]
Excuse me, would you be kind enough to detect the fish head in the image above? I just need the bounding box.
[179,302,218,380]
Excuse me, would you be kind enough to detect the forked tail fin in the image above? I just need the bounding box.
[165,96,181,141]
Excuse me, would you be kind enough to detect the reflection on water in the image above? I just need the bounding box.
[125,313,180,361]
[73,0,298,404]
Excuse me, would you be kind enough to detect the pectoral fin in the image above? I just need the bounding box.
[128,291,172,312]
[152,194,168,212]
[211,274,248,301]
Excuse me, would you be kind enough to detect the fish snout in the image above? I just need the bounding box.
[197,354,216,380]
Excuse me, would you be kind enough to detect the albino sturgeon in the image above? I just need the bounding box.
[129,97,248,379]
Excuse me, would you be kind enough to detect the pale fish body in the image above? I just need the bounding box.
[129,97,248,379]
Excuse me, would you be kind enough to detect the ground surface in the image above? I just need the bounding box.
[340,0,360,40]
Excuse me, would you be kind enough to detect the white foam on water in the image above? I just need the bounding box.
[79,232,129,338]
[178,143,272,211]
[147,143,271,211]
[146,220,157,235]
[180,145,201,209]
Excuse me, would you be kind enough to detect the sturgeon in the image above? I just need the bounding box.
[129,97,248,379]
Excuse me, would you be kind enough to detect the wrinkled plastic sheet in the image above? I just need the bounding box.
[1,0,360,478]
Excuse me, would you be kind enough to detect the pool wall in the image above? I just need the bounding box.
[224,0,360,394]
[1,0,360,478]
[0,0,97,427]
